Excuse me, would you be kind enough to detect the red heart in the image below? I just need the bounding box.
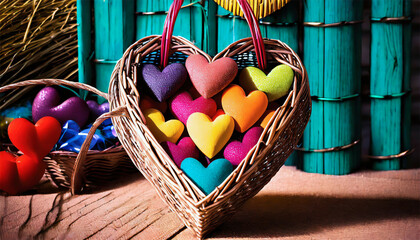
[8,117,62,159]
[0,152,21,195]
[185,54,238,99]
[0,117,61,194]
[0,152,46,195]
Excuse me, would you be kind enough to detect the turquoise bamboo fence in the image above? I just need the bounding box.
[370,0,412,170]
[77,0,209,94]
[298,0,363,175]
[214,0,299,166]
[215,0,299,53]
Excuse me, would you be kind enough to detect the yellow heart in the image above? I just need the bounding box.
[144,108,184,143]
[187,113,234,158]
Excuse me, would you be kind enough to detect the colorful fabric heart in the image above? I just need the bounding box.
[239,64,294,102]
[259,110,275,128]
[32,87,90,126]
[221,84,268,133]
[185,54,238,99]
[140,95,168,113]
[170,91,217,124]
[8,117,62,159]
[212,109,225,121]
[224,127,263,166]
[187,112,234,158]
[144,108,184,143]
[87,100,110,123]
[141,63,187,102]
[0,117,61,195]
[161,137,200,168]
[257,102,280,129]
[181,158,233,195]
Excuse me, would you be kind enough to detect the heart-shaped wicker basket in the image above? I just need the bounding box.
[88,0,311,238]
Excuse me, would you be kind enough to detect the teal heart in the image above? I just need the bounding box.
[181,158,233,195]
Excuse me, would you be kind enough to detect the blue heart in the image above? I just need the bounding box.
[181,158,233,195]
[141,63,187,102]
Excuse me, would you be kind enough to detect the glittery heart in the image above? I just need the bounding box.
[144,108,184,143]
[170,91,217,124]
[161,137,199,168]
[181,158,233,195]
[239,64,294,102]
[141,63,187,102]
[187,112,234,158]
[185,54,238,99]
[87,101,109,118]
[32,87,90,127]
[221,84,268,133]
[224,127,263,166]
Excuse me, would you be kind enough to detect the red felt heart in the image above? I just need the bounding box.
[0,117,61,195]
[8,117,62,158]
[185,54,238,99]
[0,151,21,195]
[0,152,46,195]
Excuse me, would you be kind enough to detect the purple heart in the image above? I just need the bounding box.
[32,87,90,127]
[87,100,109,119]
[223,126,263,166]
[141,63,187,102]
[170,91,217,124]
[161,137,200,168]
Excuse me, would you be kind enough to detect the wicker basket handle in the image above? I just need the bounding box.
[0,79,108,100]
[71,106,128,194]
[160,0,267,70]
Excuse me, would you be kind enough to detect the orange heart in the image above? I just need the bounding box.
[221,84,268,133]
[257,102,280,128]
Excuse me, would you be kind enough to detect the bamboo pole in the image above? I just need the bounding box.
[299,0,363,175]
[370,0,412,170]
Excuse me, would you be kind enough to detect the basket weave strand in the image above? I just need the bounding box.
[108,35,310,238]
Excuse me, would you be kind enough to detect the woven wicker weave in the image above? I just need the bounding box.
[107,35,310,238]
[0,79,133,193]
[104,0,310,237]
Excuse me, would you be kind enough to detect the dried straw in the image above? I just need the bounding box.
[0,0,78,109]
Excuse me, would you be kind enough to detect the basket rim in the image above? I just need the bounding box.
[108,34,311,237]
[108,35,310,203]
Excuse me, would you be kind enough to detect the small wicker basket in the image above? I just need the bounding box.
[103,0,311,238]
[0,79,134,193]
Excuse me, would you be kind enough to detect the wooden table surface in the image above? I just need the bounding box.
[1,166,419,240]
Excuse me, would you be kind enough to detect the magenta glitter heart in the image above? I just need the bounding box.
[161,137,200,168]
[223,126,263,166]
[170,91,217,124]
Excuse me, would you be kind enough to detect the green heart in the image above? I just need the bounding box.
[239,64,294,102]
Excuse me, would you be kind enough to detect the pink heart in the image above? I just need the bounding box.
[161,137,200,168]
[170,91,217,124]
[185,54,238,98]
[223,126,263,166]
